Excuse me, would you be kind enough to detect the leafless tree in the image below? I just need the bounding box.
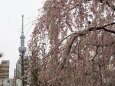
[28,0,115,86]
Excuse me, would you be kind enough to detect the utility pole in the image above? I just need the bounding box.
[18,15,26,86]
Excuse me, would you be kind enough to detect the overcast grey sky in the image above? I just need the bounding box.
[0,0,44,78]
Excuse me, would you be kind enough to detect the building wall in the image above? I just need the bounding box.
[0,79,13,86]
[16,58,21,79]
[0,60,9,79]
[15,56,31,85]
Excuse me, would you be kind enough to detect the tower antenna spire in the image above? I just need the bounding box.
[22,14,24,35]
[19,14,26,50]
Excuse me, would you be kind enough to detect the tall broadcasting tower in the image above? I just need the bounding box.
[18,15,26,86]
[19,15,26,53]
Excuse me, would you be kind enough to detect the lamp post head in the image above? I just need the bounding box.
[0,53,3,57]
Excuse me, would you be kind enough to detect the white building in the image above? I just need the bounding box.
[0,79,13,86]
[15,55,31,86]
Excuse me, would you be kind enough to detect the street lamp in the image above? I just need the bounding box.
[18,15,26,86]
